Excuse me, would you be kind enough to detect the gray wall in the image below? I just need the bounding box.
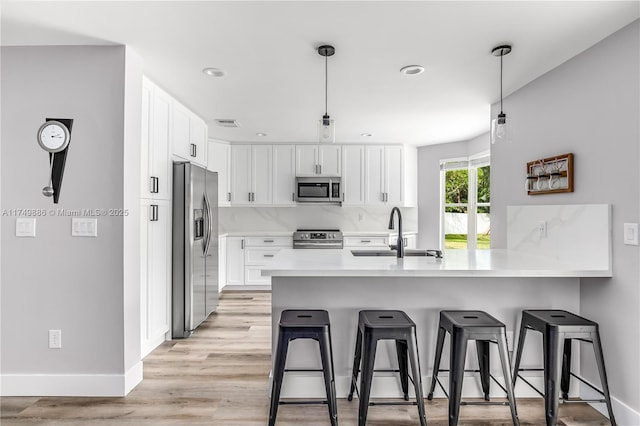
[491,20,639,416]
[417,133,489,249]
[1,46,140,386]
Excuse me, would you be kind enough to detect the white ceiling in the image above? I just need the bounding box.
[2,1,638,146]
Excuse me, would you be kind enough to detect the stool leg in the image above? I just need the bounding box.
[319,331,338,426]
[543,331,564,426]
[497,331,520,426]
[476,340,491,401]
[449,329,468,426]
[512,323,528,388]
[348,327,363,401]
[427,326,446,400]
[407,331,427,426]
[561,339,572,400]
[269,332,290,426]
[591,331,617,426]
[396,339,410,400]
[358,332,377,426]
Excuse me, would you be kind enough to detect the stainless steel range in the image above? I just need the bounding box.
[292,229,343,249]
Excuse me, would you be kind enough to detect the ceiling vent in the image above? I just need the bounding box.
[214,119,240,128]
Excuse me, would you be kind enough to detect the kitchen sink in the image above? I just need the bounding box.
[351,249,442,258]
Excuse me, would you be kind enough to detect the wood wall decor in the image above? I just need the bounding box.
[526,153,573,195]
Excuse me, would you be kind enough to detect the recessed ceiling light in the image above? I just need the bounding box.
[202,67,225,77]
[400,65,424,76]
[256,132,267,137]
[361,133,373,137]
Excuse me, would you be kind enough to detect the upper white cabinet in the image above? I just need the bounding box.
[207,139,231,206]
[341,145,365,205]
[273,145,296,205]
[295,145,341,177]
[365,145,417,207]
[141,77,172,201]
[230,145,272,205]
[172,101,207,167]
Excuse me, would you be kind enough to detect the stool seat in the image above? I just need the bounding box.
[428,310,519,426]
[269,309,337,426]
[513,309,616,426]
[348,310,427,426]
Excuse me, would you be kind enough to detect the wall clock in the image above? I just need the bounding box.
[37,120,71,153]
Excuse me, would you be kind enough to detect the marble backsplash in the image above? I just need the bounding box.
[218,206,417,233]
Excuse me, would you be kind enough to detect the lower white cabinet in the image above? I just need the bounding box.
[344,235,389,249]
[218,235,227,292]
[224,235,292,287]
[226,236,245,286]
[140,199,171,358]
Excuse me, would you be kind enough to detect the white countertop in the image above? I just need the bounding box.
[262,248,612,278]
[221,230,417,237]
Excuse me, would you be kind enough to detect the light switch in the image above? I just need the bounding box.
[623,223,638,246]
[16,218,36,237]
[71,218,98,237]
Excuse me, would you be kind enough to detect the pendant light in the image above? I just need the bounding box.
[490,44,512,144]
[318,44,335,143]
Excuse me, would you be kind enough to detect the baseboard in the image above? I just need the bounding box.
[581,378,640,425]
[141,332,168,358]
[1,361,143,397]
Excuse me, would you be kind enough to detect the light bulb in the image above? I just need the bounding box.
[318,117,335,143]
[491,113,511,144]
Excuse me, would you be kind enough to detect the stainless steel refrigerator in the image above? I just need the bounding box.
[172,162,218,338]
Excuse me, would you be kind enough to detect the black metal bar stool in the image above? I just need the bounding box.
[269,309,338,426]
[512,309,616,426]
[427,310,519,426]
[347,310,427,426]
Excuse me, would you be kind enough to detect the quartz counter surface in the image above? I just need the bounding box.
[262,248,612,278]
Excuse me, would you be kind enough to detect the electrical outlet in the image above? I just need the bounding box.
[538,221,547,238]
[358,213,364,222]
[49,329,62,349]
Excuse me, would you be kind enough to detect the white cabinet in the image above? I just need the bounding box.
[295,145,341,177]
[230,145,272,205]
[341,145,365,205]
[140,199,171,358]
[364,145,417,207]
[218,235,227,292]
[244,237,292,286]
[344,235,389,249]
[389,233,417,249]
[273,145,296,205]
[172,102,207,167]
[226,237,245,286]
[141,78,172,201]
[208,140,231,206]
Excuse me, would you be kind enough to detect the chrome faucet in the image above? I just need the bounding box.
[388,207,404,258]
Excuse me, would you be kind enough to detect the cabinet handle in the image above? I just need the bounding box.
[190,143,197,157]
[248,192,252,202]
[263,254,274,258]
[241,239,244,250]
[227,192,231,202]
[264,239,274,243]
[292,192,295,202]
[150,204,158,222]
[404,237,408,247]
[319,164,322,175]
[361,240,371,243]
[150,176,159,194]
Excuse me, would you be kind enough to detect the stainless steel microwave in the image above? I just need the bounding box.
[295,177,341,204]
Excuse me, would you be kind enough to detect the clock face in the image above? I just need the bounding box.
[37,121,70,153]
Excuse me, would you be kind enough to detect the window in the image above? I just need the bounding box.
[440,153,490,250]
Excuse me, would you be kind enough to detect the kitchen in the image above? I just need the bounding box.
[1,2,639,425]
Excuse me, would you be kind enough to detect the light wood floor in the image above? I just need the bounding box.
[1,291,611,425]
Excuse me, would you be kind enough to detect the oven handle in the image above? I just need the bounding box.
[293,241,344,249]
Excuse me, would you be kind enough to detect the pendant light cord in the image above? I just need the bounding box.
[500,48,504,114]
[325,53,328,115]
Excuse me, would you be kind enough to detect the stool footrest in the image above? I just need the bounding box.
[369,401,419,406]
[461,401,510,406]
[561,399,606,404]
[284,368,324,372]
[279,400,328,406]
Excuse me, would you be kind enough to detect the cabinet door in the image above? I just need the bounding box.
[384,146,404,205]
[365,145,385,205]
[172,102,191,161]
[318,145,341,176]
[226,237,245,285]
[273,145,296,205]
[151,89,172,200]
[208,140,231,206]
[189,114,207,167]
[218,236,227,292]
[140,80,152,198]
[252,145,272,204]
[342,145,364,205]
[295,145,318,176]
[230,145,252,205]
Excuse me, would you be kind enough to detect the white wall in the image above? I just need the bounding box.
[0,46,142,396]
[491,20,639,422]
[219,206,417,234]
[416,133,489,249]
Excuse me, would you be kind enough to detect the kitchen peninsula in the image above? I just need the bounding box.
[262,204,612,399]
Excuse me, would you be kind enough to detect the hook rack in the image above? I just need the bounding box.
[526,153,573,195]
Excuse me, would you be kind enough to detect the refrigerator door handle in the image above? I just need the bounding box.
[203,192,213,255]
